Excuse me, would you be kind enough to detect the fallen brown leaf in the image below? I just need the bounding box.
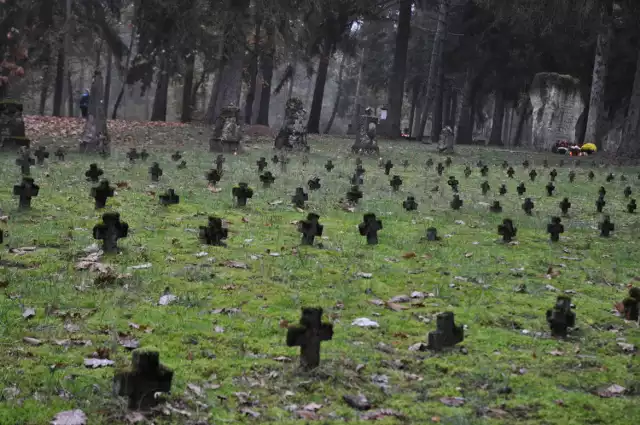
[402,252,417,259]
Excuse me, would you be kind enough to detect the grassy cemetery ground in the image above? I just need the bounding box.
[0,130,639,424]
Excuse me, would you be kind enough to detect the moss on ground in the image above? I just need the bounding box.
[0,137,638,424]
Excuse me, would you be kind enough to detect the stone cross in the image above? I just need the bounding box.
[34,146,49,165]
[206,169,223,186]
[140,149,149,161]
[85,163,104,182]
[596,195,606,213]
[568,170,575,182]
[355,164,365,177]
[325,160,334,172]
[499,184,507,196]
[517,182,526,196]
[547,216,564,242]
[427,312,464,351]
[464,166,472,178]
[257,157,268,172]
[13,177,39,209]
[476,160,485,168]
[529,169,537,182]
[232,182,253,206]
[171,151,182,162]
[390,175,403,191]
[598,186,606,198]
[149,163,163,182]
[298,213,323,245]
[199,216,228,246]
[93,212,128,253]
[444,157,452,167]
[588,171,595,181]
[426,158,434,168]
[54,147,65,161]
[358,213,382,245]
[522,198,534,215]
[90,179,115,209]
[292,187,308,209]
[545,181,555,196]
[401,159,409,169]
[403,196,418,211]
[113,349,174,409]
[275,97,309,151]
[272,154,279,164]
[177,160,187,169]
[621,287,640,321]
[549,169,557,181]
[425,227,440,241]
[480,165,488,177]
[160,189,179,206]
[489,201,502,213]
[286,307,333,369]
[215,154,225,173]
[599,215,614,237]
[308,177,321,191]
[127,148,139,162]
[522,160,529,168]
[559,197,571,215]
[450,194,463,210]
[447,176,459,193]
[16,150,34,175]
[502,160,509,169]
[624,186,632,198]
[507,167,515,178]
[351,172,364,186]
[481,181,490,196]
[498,218,517,242]
[546,296,575,338]
[260,171,275,188]
[384,160,393,175]
[628,199,637,213]
[606,173,614,182]
[346,185,363,204]
[436,163,445,176]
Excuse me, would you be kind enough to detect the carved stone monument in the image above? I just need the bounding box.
[210,105,244,153]
[79,71,110,154]
[351,107,380,154]
[0,99,30,150]
[274,97,308,151]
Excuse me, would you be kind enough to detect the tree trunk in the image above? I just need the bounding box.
[80,70,110,152]
[417,0,450,142]
[384,0,412,138]
[67,70,74,116]
[448,89,458,127]
[257,21,275,126]
[618,47,640,158]
[350,47,366,136]
[584,0,614,147]
[52,44,65,116]
[181,53,196,122]
[408,81,419,136]
[112,20,136,120]
[441,81,451,127]
[103,49,113,118]
[489,90,505,145]
[455,67,473,145]
[430,66,445,143]
[205,37,225,124]
[307,38,332,134]
[244,17,262,125]
[39,49,52,115]
[324,53,347,134]
[150,55,169,121]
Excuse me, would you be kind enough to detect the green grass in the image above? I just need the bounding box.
[0,136,639,424]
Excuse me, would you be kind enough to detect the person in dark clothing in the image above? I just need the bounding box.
[79,89,90,118]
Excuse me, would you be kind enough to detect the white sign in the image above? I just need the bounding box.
[379,109,387,120]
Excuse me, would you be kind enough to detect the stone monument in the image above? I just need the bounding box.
[0,99,30,150]
[351,107,380,154]
[274,97,309,151]
[210,105,244,153]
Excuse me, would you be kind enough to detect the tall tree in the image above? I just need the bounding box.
[256,21,275,126]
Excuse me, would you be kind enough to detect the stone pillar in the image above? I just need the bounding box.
[274,97,308,151]
[79,70,110,154]
[351,107,380,154]
[210,105,244,153]
[529,73,584,150]
[0,99,30,151]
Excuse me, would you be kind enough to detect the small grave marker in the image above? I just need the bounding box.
[436,163,445,176]
[140,149,149,161]
[390,175,403,191]
[171,151,182,162]
[549,169,557,181]
[346,185,363,204]
[546,296,575,338]
[522,198,534,215]
[308,177,321,191]
[384,160,393,175]
[54,147,65,161]
[598,186,606,198]
[93,212,128,253]
[543,159,549,168]
[34,146,49,165]
[502,160,509,169]
[507,167,515,178]
[545,181,555,196]
[606,173,614,182]
[444,157,452,167]
[529,169,537,182]
[481,181,490,195]
[464,166,472,178]
[499,184,507,196]
[302,155,309,166]
[426,158,434,168]
[599,215,614,237]
[271,154,279,164]
[113,348,174,409]
[358,213,382,245]
[257,157,268,172]
[480,165,488,177]
[149,163,163,182]
[85,163,104,182]
[588,170,595,181]
[517,182,526,196]
[447,176,459,193]
[621,287,640,321]
[351,172,364,185]
[427,312,464,351]
[621,174,627,182]
[286,307,333,369]
[425,227,440,241]
[627,199,637,213]
[232,183,253,207]
[450,194,463,210]
[298,213,323,245]
[547,216,564,242]
[559,197,571,215]
[569,170,576,182]
[206,169,223,186]
[13,177,39,209]
[292,187,308,209]
[279,154,290,172]
[489,201,502,213]
[199,216,228,246]
[259,171,276,188]
[159,189,179,206]
[401,159,409,169]
[522,159,529,168]
[498,218,517,242]
[16,150,34,175]
[403,196,418,211]
[215,154,226,173]
[596,195,606,213]
[177,161,187,169]
[624,186,632,198]
[127,148,139,163]
[90,179,115,209]
[325,160,334,172]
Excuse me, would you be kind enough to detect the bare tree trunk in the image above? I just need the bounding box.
[181,53,196,122]
[617,47,640,158]
[430,65,445,143]
[244,16,262,125]
[408,80,419,136]
[151,55,169,121]
[257,21,275,126]
[112,21,136,119]
[455,67,473,146]
[307,38,332,134]
[103,49,113,118]
[489,90,505,145]
[448,89,458,127]
[350,47,365,136]
[417,0,450,142]
[584,0,614,148]
[324,53,347,134]
[39,51,52,115]
[52,44,65,116]
[67,70,74,116]
[384,0,412,138]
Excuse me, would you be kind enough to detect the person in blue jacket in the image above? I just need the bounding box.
[79,89,90,118]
